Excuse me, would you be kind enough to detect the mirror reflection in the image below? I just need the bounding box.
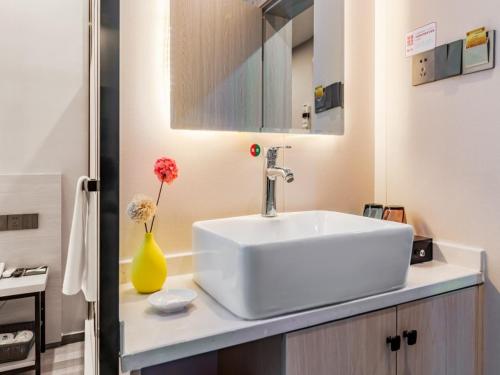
[170,0,344,134]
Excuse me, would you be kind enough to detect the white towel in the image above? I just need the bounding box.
[83,188,97,302]
[84,319,96,375]
[63,176,98,302]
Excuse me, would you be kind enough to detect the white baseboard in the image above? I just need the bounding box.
[433,241,485,273]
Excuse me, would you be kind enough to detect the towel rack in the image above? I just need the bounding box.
[83,179,100,192]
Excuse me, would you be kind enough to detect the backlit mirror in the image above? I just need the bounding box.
[170,0,344,134]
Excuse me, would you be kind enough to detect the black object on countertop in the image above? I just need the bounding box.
[411,236,433,265]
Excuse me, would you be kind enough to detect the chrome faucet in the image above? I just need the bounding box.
[262,146,294,217]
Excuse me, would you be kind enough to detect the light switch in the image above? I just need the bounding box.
[1,214,39,231]
[22,214,33,229]
[315,82,343,113]
[435,40,463,80]
[21,214,39,229]
[31,214,39,229]
[22,214,39,229]
[412,50,435,86]
[0,216,7,231]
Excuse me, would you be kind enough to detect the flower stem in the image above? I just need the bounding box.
[144,222,149,233]
[149,180,164,233]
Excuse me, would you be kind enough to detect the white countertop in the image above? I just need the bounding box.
[0,272,48,298]
[120,260,483,372]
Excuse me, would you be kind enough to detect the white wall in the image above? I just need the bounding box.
[0,0,89,336]
[120,0,374,261]
[375,1,500,373]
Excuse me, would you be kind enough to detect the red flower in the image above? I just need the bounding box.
[154,157,178,184]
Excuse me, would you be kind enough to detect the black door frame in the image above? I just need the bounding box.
[99,0,120,373]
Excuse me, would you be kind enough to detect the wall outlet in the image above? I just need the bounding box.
[412,50,435,86]
[7,215,23,230]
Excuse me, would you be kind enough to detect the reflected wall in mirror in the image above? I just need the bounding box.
[170,0,344,134]
[263,0,344,134]
[170,0,263,132]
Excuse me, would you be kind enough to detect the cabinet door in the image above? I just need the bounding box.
[397,287,481,375]
[285,308,397,375]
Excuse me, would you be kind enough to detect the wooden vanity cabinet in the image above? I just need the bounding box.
[142,287,482,375]
[285,287,482,375]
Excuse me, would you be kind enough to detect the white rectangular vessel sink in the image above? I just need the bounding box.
[193,211,413,320]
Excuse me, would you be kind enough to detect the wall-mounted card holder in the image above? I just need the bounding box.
[463,30,495,75]
[314,82,343,113]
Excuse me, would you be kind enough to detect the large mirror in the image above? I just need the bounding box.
[170,0,344,134]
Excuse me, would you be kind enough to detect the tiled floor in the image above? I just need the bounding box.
[40,341,84,374]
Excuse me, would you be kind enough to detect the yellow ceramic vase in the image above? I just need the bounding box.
[131,233,167,294]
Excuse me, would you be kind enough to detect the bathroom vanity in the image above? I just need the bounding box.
[120,242,484,375]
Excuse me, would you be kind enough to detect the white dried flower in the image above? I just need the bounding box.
[127,194,157,224]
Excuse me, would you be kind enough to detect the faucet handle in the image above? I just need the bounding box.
[269,145,292,151]
[266,145,291,167]
[267,145,292,157]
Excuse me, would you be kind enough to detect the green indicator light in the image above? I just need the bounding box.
[250,144,261,157]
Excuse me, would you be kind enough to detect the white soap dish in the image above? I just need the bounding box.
[148,288,197,314]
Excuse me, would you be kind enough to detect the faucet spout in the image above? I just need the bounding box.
[282,168,295,183]
[266,167,294,183]
[267,167,294,183]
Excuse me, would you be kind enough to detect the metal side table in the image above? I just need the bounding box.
[0,272,47,375]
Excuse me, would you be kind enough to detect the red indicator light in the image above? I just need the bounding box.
[250,144,261,157]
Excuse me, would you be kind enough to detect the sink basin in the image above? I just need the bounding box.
[193,211,413,319]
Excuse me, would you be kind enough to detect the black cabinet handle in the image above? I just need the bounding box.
[403,330,418,345]
[386,335,401,352]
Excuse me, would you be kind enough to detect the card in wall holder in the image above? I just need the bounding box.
[463,30,495,75]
